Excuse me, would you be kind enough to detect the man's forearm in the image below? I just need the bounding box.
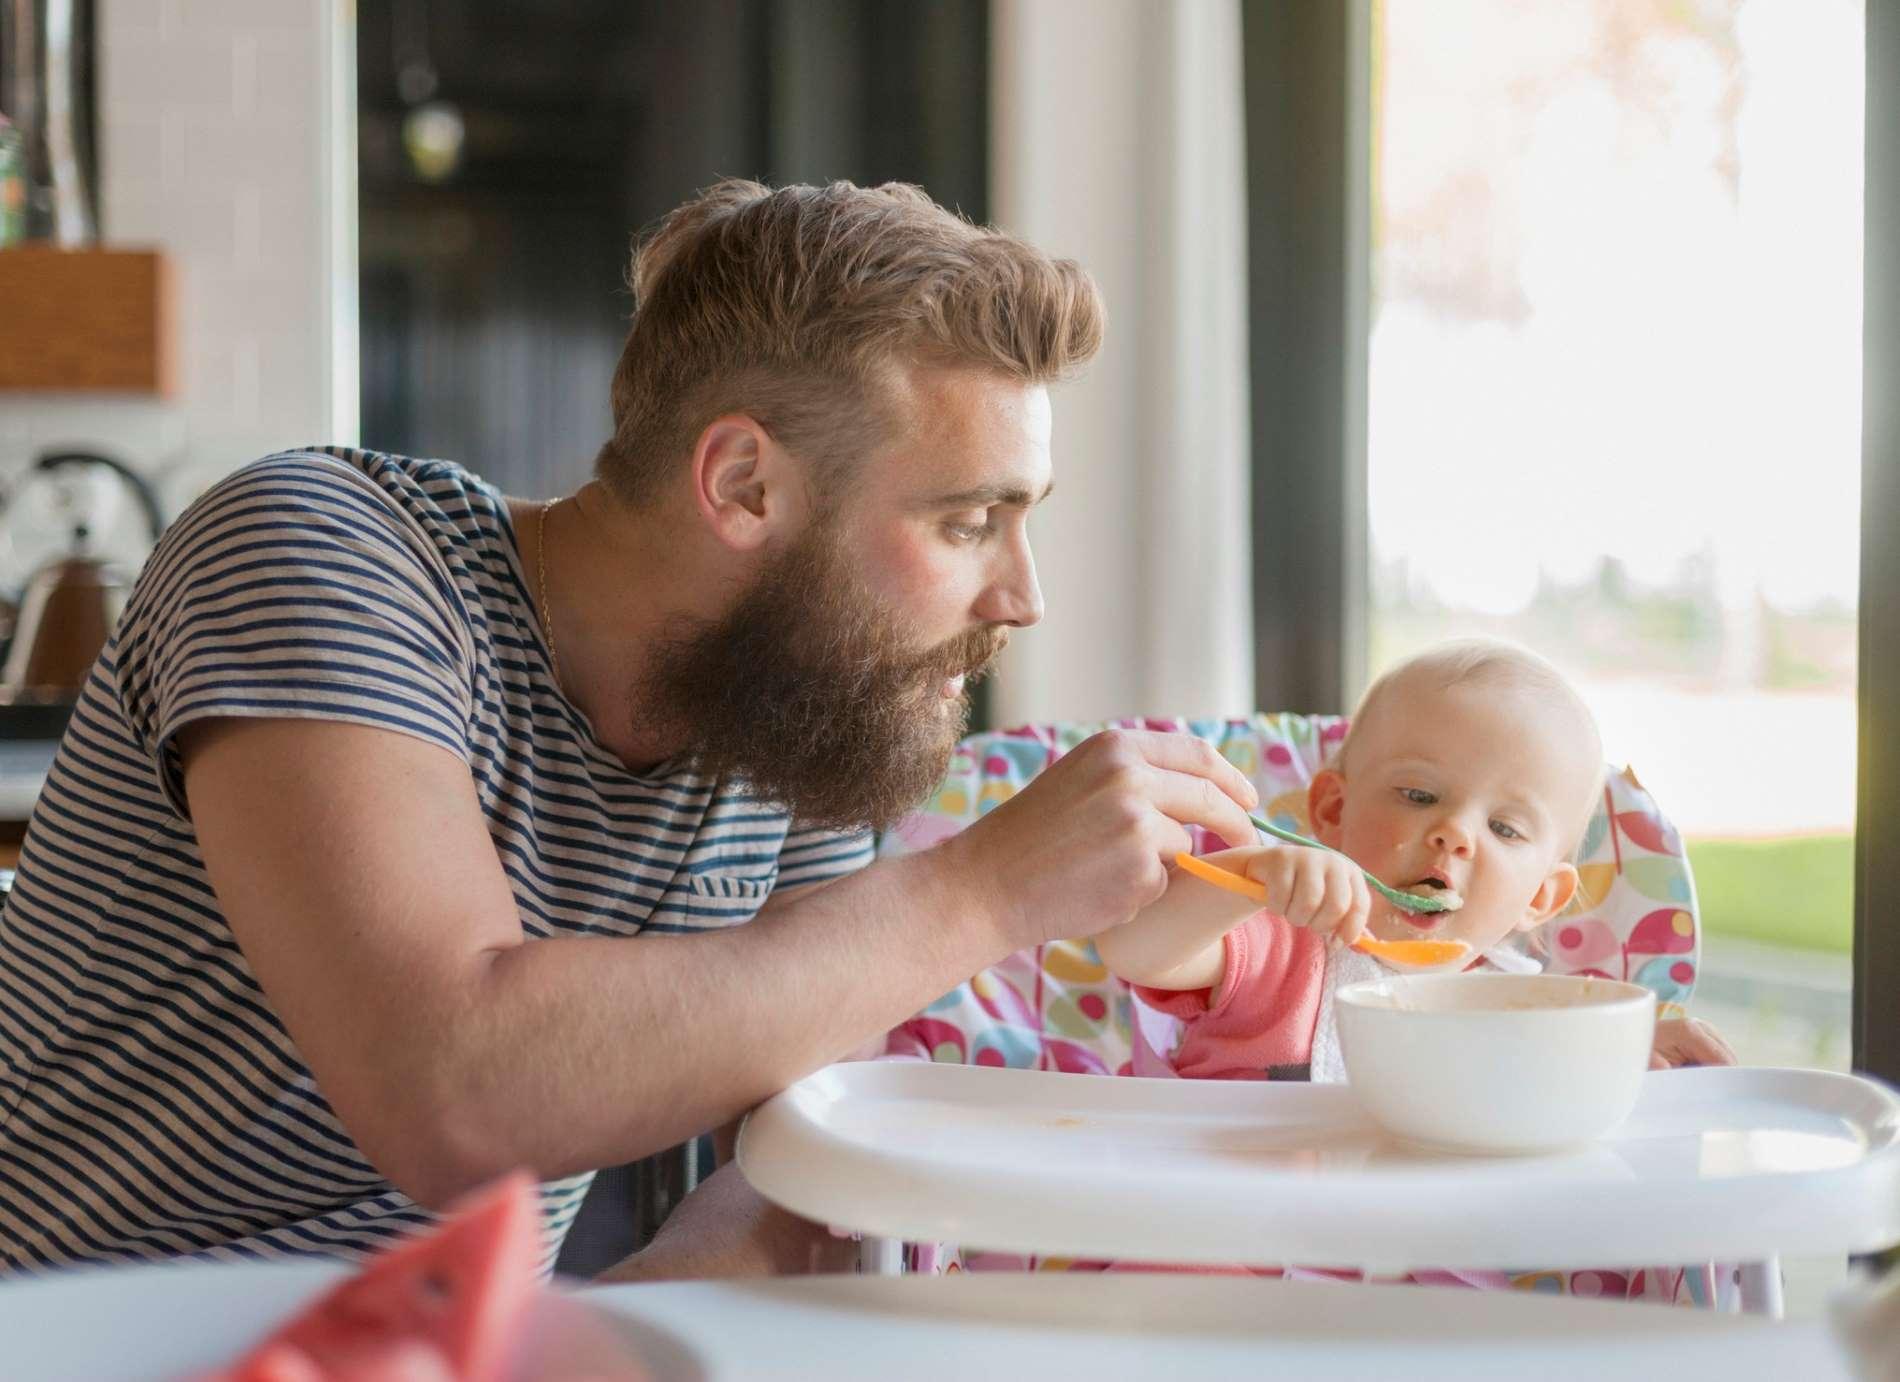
[408,844,1001,1199]
[1092,856,1257,991]
[592,1160,856,1282]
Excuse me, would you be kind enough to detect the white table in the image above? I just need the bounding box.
[590,1272,1856,1380]
[0,1259,1858,1380]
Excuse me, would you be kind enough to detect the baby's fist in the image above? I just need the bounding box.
[1242,847,1371,949]
[1649,1017,1737,1070]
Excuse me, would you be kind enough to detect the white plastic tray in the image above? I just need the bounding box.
[737,1062,1900,1272]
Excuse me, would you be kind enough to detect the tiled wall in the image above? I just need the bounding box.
[0,0,355,550]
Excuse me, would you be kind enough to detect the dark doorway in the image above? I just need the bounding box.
[357,0,989,1278]
[359,0,989,497]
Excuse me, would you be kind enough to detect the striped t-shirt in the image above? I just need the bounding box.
[0,448,873,1273]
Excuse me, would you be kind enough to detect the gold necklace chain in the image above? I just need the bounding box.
[537,496,563,690]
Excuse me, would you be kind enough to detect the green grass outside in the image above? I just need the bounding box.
[1685,834,1854,954]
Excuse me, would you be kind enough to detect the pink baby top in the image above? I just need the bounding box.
[1132,912,1331,1080]
[1133,910,1539,1081]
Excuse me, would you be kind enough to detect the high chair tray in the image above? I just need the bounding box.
[737,1061,1900,1271]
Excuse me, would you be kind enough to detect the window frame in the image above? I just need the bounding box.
[1855,0,1898,1085]
[1241,0,1373,714]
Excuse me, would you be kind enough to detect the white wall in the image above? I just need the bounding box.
[0,0,356,558]
[988,0,1253,727]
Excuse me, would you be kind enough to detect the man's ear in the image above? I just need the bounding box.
[689,414,813,552]
[1518,860,1580,932]
[1308,770,1347,847]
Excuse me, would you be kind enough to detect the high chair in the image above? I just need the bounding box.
[860,713,1762,1310]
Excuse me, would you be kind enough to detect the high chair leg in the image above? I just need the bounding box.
[1738,1258,1784,1317]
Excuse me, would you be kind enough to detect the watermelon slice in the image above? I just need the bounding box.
[205,1172,545,1382]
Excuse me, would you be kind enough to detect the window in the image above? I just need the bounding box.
[1370,0,1863,1079]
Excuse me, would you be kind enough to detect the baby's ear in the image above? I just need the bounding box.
[1519,859,1580,931]
[1308,770,1347,847]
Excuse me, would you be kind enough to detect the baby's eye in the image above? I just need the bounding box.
[1490,820,1523,841]
[1398,787,1435,805]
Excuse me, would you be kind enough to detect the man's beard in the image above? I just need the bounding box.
[632,527,1008,831]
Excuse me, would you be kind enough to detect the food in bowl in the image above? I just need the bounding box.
[1334,973,1657,1154]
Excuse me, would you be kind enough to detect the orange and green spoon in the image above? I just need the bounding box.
[1174,815,1472,969]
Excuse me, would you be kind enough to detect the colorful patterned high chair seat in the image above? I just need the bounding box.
[872,714,1738,1309]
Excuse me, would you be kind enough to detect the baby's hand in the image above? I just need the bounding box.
[1239,847,1371,949]
[1649,1016,1737,1070]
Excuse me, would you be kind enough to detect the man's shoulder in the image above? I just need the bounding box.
[208,446,489,511]
[129,446,512,635]
[171,447,506,555]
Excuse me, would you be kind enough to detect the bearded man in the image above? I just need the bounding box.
[0,180,1261,1272]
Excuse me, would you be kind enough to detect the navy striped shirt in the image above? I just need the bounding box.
[0,449,873,1273]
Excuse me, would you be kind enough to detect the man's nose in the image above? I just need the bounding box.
[977,534,1044,628]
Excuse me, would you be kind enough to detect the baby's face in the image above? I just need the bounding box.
[1312,678,1600,961]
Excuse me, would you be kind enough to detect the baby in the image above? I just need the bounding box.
[859,639,1734,1293]
[1095,637,1732,1081]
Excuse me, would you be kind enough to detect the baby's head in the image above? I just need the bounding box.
[1308,638,1603,961]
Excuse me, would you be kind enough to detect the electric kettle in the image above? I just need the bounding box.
[0,449,165,701]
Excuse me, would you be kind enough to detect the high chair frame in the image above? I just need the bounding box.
[855,714,1777,1313]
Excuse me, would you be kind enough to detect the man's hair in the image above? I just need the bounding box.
[595,178,1106,505]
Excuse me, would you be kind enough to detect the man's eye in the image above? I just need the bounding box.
[1490,820,1523,841]
[1399,787,1434,805]
[944,518,990,543]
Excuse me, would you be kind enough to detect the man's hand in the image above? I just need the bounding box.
[1649,1016,1738,1069]
[1238,846,1372,949]
[936,729,1260,951]
[594,1161,857,1283]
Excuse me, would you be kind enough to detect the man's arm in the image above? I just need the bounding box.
[183,718,1259,1208]
[592,1160,855,1282]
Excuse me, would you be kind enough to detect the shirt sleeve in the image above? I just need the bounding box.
[774,819,875,893]
[1130,913,1328,1079]
[111,453,476,819]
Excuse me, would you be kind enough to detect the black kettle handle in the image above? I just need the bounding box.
[34,450,167,543]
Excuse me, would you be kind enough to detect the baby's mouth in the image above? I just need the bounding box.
[1395,874,1462,929]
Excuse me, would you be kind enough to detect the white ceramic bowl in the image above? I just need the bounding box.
[1334,973,1657,1154]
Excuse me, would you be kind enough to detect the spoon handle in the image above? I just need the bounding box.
[1172,853,1470,968]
